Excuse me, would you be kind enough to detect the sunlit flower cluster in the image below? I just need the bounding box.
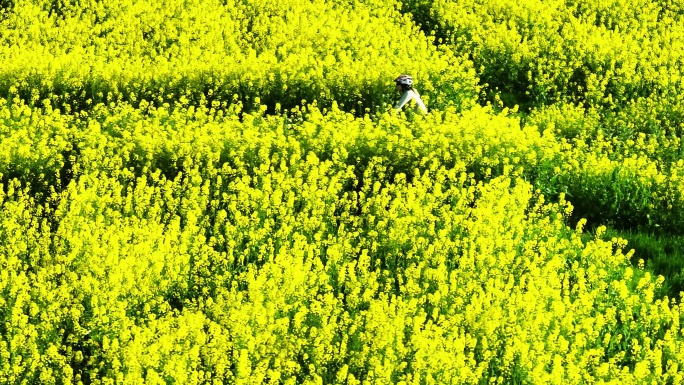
[410,0,684,108]
[0,0,477,114]
[0,98,682,383]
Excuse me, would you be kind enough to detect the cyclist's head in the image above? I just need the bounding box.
[394,74,414,92]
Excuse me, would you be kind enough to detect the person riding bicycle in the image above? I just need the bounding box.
[394,74,427,115]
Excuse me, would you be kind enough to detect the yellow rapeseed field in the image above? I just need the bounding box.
[2,0,684,383]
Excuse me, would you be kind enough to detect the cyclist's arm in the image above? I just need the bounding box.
[414,93,428,114]
[394,90,412,110]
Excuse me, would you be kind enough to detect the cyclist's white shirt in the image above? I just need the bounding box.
[395,89,427,114]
